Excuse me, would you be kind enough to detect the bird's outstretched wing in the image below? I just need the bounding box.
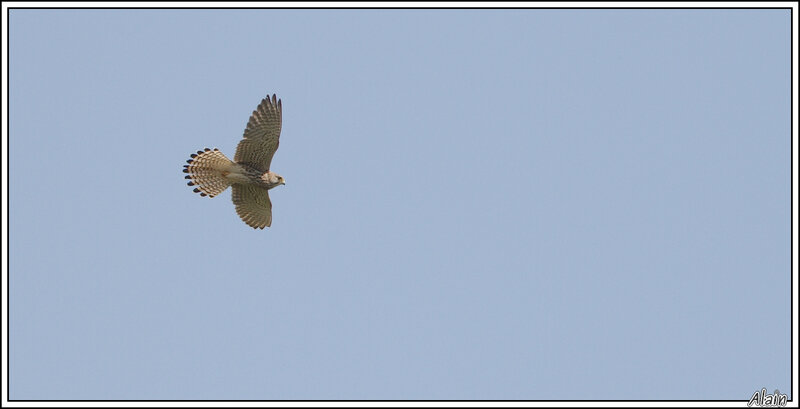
[234,94,282,172]
[231,184,272,229]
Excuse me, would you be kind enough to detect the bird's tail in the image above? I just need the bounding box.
[183,148,234,198]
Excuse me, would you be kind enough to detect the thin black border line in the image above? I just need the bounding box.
[5,3,9,405]
[4,5,796,404]
[792,2,796,404]
[3,6,798,10]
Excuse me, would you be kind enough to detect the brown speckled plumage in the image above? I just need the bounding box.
[182,94,285,229]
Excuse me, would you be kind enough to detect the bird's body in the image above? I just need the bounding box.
[220,162,283,190]
[183,94,285,229]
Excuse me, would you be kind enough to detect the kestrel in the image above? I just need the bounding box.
[183,94,285,229]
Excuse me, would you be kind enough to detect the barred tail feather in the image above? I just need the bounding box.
[182,148,234,198]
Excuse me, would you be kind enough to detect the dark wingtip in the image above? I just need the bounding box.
[193,188,200,193]
[200,192,207,197]
[204,148,211,152]
[213,148,219,151]
[182,169,189,173]
[187,182,195,186]
[186,160,192,164]
[185,175,191,179]
[190,153,197,158]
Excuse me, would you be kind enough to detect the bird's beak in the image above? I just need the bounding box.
[281,179,286,185]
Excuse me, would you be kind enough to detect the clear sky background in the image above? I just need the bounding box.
[8,9,792,401]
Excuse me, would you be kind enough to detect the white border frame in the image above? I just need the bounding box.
[2,2,797,408]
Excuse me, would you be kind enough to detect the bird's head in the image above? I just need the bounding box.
[262,172,286,187]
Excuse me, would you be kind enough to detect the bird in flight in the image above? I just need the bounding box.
[183,94,285,229]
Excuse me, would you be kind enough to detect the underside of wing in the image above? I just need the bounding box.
[234,94,282,172]
[231,184,272,229]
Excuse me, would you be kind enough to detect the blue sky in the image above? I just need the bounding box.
[8,8,792,400]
